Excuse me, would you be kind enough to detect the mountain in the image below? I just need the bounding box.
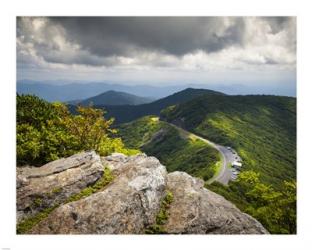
[118,116,220,181]
[161,94,296,188]
[100,88,226,123]
[159,94,296,234]
[117,93,296,234]
[69,90,153,106]
[17,80,194,102]
[17,151,268,234]
[17,80,296,100]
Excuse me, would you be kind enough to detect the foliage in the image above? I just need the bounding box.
[17,94,138,165]
[118,116,220,180]
[161,94,296,187]
[162,94,296,233]
[145,191,174,234]
[206,171,296,234]
[99,88,225,124]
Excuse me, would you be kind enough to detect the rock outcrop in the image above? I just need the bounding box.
[164,172,268,234]
[17,152,268,234]
[16,151,103,223]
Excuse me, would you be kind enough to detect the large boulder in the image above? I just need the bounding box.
[16,151,104,223]
[17,152,268,234]
[29,154,167,234]
[164,172,268,234]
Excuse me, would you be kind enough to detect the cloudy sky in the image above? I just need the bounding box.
[17,17,296,94]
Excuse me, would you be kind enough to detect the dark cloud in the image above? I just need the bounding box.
[261,16,291,34]
[16,16,296,70]
[50,17,246,57]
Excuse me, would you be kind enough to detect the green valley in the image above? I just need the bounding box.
[118,116,221,181]
[161,94,296,187]
[160,93,296,233]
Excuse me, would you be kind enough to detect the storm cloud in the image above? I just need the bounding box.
[50,17,247,57]
[16,16,296,92]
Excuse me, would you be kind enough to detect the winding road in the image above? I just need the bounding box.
[168,123,240,185]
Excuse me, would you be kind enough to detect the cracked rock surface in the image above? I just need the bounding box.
[16,151,104,223]
[17,152,268,234]
[164,172,268,234]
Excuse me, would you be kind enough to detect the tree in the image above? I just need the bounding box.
[17,95,139,165]
[233,170,296,234]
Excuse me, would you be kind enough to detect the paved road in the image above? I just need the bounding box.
[168,123,241,185]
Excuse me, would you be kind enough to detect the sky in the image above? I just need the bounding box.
[17,17,296,95]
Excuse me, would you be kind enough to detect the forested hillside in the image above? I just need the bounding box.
[16,92,297,234]
[96,88,225,123]
[161,94,296,187]
[118,116,220,181]
[161,93,296,233]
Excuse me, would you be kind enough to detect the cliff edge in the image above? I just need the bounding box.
[16,151,268,234]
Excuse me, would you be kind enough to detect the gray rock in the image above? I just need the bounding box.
[29,154,167,234]
[164,171,268,234]
[16,151,104,223]
[18,153,268,234]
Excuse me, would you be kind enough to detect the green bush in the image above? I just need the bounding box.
[206,171,296,234]
[17,94,139,165]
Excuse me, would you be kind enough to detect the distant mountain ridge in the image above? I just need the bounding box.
[96,88,226,123]
[68,90,153,106]
[17,79,296,102]
[17,80,190,102]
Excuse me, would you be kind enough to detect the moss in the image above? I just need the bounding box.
[51,187,62,194]
[16,204,58,234]
[145,191,174,234]
[66,167,114,203]
[32,198,42,207]
[17,167,114,234]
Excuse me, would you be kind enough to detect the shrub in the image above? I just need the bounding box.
[17,95,138,165]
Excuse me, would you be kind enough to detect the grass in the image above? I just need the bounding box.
[16,167,114,234]
[206,161,222,184]
[145,191,174,234]
[16,205,59,234]
[118,116,221,181]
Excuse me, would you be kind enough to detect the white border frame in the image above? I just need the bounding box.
[1,0,312,249]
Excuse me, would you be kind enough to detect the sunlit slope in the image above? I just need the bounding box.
[161,94,296,187]
[118,116,221,181]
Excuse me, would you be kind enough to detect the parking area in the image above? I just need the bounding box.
[226,147,242,180]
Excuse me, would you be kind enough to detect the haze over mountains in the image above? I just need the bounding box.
[17,79,296,102]
[68,90,153,106]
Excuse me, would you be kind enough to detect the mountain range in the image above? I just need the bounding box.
[17,79,296,102]
[97,88,225,123]
[116,89,296,234]
[68,90,153,106]
[16,86,296,234]
[17,80,190,101]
